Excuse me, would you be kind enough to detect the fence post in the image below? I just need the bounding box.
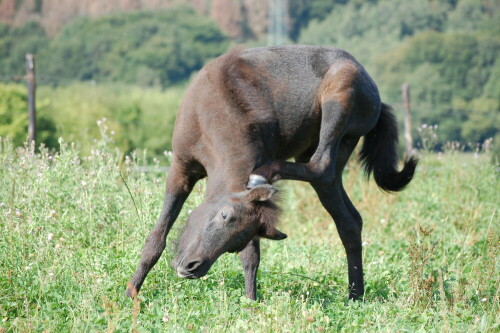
[402,83,413,156]
[26,53,36,144]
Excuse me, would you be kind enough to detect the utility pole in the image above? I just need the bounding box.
[267,0,288,46]
[402,83,413,156]
[26,53,36,144]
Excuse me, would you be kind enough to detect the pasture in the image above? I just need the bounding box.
[0,131,498,332]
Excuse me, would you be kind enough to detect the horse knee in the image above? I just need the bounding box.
[308,159,337,185]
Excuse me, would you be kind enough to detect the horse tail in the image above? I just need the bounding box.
[358,103,418,192]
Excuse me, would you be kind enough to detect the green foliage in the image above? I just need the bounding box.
[34,0,43,13]
[0,84,27,145]
[376,31,499,143]
[0,6,227,88]
[299,0,451,64]
[0,137,498,331]
[288,0,339,41]
[1,0,498,152]
[0,84,58,148]
[0,82,183,156]
[39,5,228,87]
[447,0,500,34]
[0,21,49,75]
[14,0,23,10]
[38,82,183,157]
[300,0,500,146]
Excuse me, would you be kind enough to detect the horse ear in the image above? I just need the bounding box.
[259,224,287,240]
[242,184,278,203]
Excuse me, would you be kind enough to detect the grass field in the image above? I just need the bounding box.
[0,132,498,332]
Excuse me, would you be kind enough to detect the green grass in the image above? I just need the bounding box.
[0,134,498,332]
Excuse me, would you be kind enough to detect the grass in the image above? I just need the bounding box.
[0,132,498,332]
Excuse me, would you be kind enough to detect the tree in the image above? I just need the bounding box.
[40,6,228,87]
[0,22,49,76]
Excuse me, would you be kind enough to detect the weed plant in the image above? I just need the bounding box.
[0,130,498,331]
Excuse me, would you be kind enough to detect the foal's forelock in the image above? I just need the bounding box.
[245,175,281,229]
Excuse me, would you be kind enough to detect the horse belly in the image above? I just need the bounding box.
[274,102,321,160]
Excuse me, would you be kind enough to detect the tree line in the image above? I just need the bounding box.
[0,0,498,154]
[0,5,228,87]
[299,0,499,146]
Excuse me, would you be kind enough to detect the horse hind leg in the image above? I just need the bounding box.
[249,62,359,185]
[312,137,365,300]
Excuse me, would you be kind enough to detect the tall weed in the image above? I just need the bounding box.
[0,133,498,331]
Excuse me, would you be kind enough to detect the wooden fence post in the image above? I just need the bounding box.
[402,83,413,156]
[26,53,36,144]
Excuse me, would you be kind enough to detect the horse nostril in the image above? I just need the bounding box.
[186,260,201,271]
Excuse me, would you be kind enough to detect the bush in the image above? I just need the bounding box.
[0,83,58,148]
[0,82,184,157]
[38,83,184,157]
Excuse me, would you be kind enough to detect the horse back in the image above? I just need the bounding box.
[172,46,379,171]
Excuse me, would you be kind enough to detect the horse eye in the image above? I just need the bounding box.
[221,210,227,220]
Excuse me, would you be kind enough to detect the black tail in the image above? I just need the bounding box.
[359,103,418,192]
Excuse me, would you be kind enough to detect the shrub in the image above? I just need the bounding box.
[0,83,58,148]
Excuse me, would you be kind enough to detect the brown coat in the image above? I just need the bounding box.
[127,46,417,300]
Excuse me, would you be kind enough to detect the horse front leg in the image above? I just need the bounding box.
[126,161,198,297]
[239,238,260,300]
